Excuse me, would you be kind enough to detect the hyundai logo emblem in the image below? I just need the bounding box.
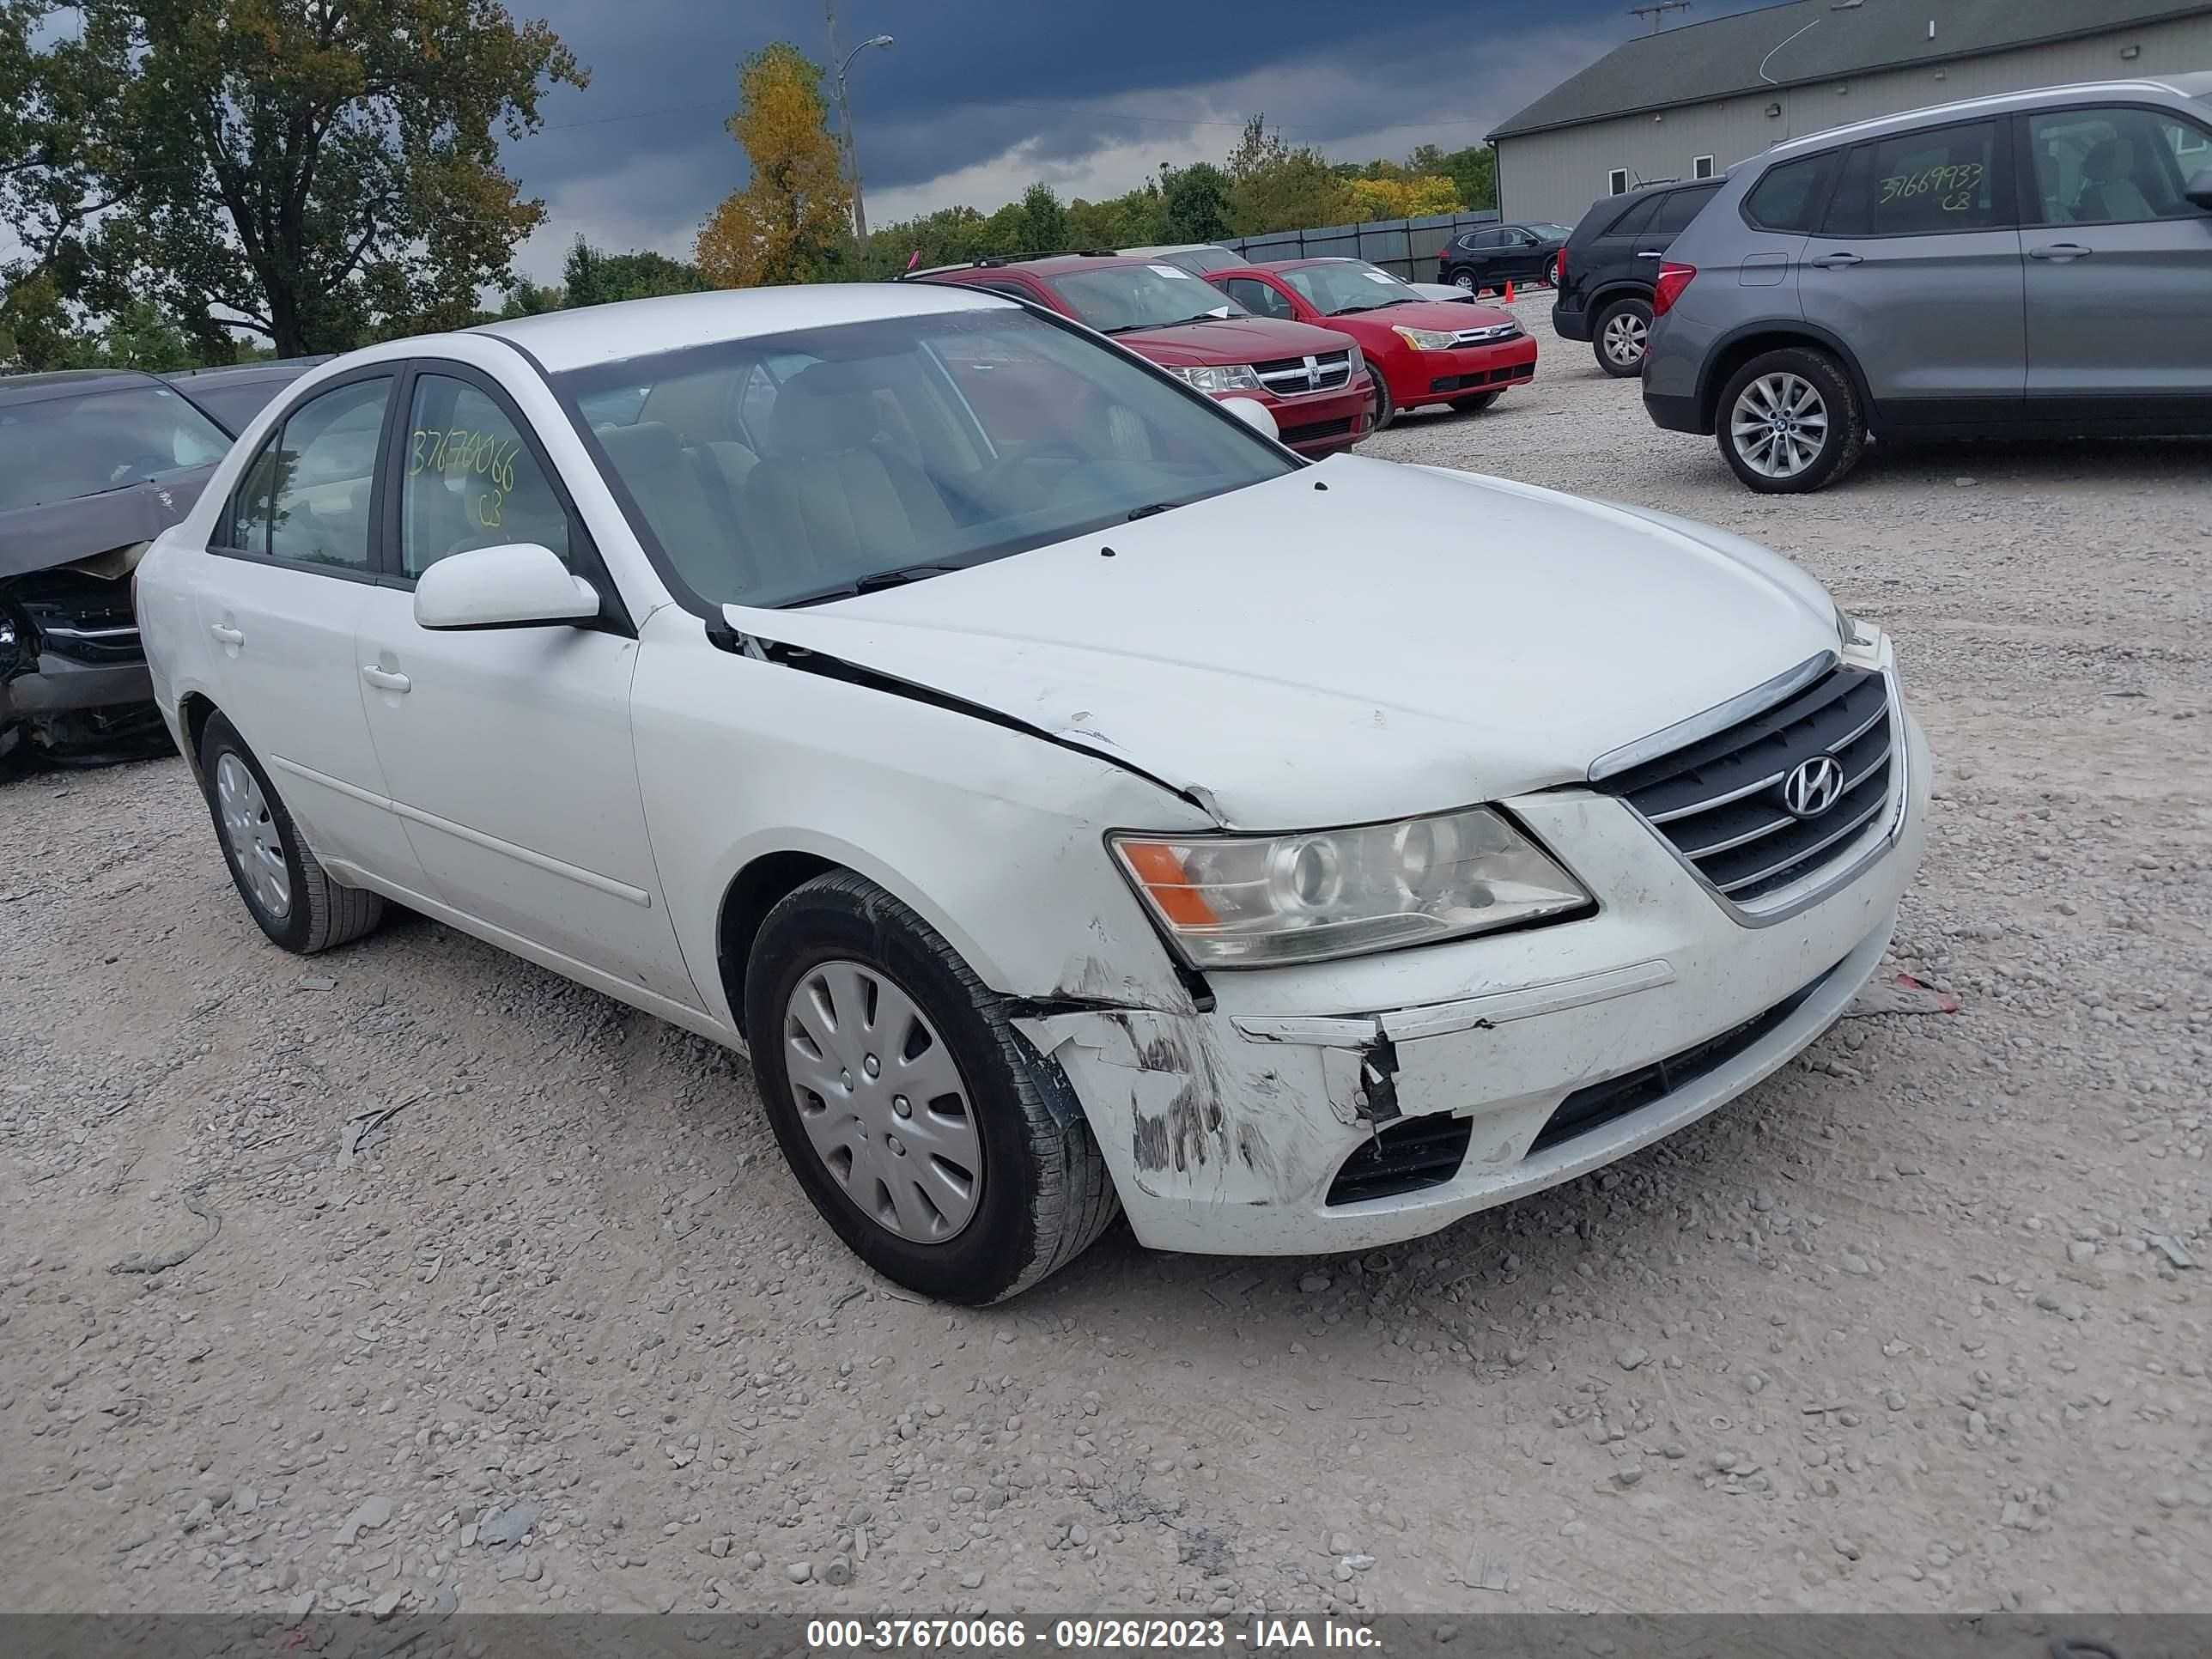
[1782,754,1845,818]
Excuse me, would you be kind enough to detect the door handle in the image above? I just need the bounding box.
[209,623,244,646]
[361,665,411,694]
[2029,242,2091,260]
[1809,252,1863,269]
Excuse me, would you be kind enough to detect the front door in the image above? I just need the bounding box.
[1797,117,2026,420]
[352,362,702,1007]
[192,371,419,880]
[2019,101,2212,410]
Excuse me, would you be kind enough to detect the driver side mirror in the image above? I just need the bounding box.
[2188,168,2212,211]
[413,543,601,631]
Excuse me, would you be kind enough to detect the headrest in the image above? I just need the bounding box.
[2081,137,2126,183]
[594,418,685,477]
[766,361,884,459]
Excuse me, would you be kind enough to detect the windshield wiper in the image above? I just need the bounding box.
[1125,501,1179,521]
[1329,303,1383,315]
[775,563,965,609]
[1109,314,1231,332]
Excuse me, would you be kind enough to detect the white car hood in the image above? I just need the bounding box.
[727,456,1839,830]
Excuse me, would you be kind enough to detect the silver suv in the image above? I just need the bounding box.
[1642,75,2212,492]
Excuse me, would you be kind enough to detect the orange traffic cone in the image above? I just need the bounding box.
[1504,279,1516,303]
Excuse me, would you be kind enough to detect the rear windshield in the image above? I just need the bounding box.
[0,386,231,512]
[176,375,301,436]
[555,306,1297,611]
[1042,264,1248,334]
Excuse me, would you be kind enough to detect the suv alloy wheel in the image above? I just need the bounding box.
[1595,298,1652,378]
[1716,347,1867,494]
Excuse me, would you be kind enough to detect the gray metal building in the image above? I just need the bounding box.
[1490,0,2212,227]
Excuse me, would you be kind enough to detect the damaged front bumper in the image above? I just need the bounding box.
[1,555,165,765]
[1013,709,1930,1257]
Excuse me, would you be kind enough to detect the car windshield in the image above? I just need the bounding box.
[1281,262,1422,315]
[1040,264,1248,333]
[556,306,1298,611]
[0,385,232,513]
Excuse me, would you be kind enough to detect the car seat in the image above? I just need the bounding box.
[741,362,957,586]
[2074,137,2155,222]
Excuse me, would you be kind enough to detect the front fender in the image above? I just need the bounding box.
[629,611,1212,1029]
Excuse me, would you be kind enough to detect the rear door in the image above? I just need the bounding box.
[2017,100,2212,414]
[192,370,420,880]
[1797,118,2026,421]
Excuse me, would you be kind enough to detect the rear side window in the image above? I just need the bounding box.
[1823,120,2008,235]
[1650,183,1722,235]
[229,376,391,569]
[1742,152,1841,232]
[1602,196,1660,237]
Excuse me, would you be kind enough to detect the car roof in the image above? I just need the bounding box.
[1770,76,2209,158]
[161,356,330,384]
[471,282,1009,374]
[0,368,171,408]
[1121,243,1235,256]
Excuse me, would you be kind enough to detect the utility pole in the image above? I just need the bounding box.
[1630,1,1690,31]
[824,2,893,245]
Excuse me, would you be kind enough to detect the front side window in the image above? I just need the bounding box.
[1279,262,1422,316]
[237,376,390,569]
[399,374,576,579]
[1222,276,1295,320]
[2027,106,2209,225]
[1040,264,1245,334]
[1743,150,1842,233]
[556,307,1299,611]
[1824,121,2007,236]
[0,385,231,513]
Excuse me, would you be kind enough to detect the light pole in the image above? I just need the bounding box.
[832,27,894,244]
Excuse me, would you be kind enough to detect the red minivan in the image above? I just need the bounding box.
[1205,258,1538,430]
[911,254,1373,458]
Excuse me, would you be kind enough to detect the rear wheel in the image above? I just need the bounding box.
[745,871,1120,1304]
[1716,347,1866,494]
[198,713,384,953]
[1594,298,1652,377]
[1449,270,1477,292]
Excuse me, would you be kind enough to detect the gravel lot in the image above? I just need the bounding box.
[4,295,2209,1620]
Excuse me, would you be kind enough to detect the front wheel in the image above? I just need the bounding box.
[1716,347,1866,494]
[198,712,384,953]
[744,872,1120,1304]
[1368,375,1395,432]
[1594,298,1652,377]
[1449,392,1500,414]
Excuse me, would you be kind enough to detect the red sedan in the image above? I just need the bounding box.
[1206,258,1538,429]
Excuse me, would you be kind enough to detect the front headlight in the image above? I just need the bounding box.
[1165,363,1263,393]
[1345,343,1366,379]
[1392,325,1458,351]
[1110,806,1591,969]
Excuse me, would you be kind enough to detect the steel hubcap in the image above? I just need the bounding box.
[782,961,982,1243]
[215,752,291,920]
[1604,313,1648,363]
[1729,372,1829,478]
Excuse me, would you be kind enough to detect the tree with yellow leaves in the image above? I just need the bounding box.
[696,44,854,289]
[1344,174,1464,222]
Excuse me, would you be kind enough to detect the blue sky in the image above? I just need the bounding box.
[510,0,1798,279]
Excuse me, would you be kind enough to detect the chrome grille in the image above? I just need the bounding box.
[1598,664,1894,907]
[1449,322,1522,345]
[1251,350,1352,395]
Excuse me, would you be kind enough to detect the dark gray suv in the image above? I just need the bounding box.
[1642,75,2212,492]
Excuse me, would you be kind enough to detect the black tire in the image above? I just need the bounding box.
[1449,268,1477,292]
[744,871,1120,1304]
[1367,374,1395,433]
[1449,392,1501,414]
[198,712,384,954]
[1593,297,1652,378]
[1715,346,1867,495]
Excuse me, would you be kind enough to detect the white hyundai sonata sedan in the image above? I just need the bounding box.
[136,283,1929,1303]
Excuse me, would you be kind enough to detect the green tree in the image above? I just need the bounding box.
[1010,182,1068,254]
[1412,143,1497,211]
[562,236,708,307]
[696,43,852,289]
[1,1,586,356]
[1158,161,1233,242]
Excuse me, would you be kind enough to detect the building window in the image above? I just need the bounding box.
[1607,167,1629,195]
[1692,155,1717,180]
